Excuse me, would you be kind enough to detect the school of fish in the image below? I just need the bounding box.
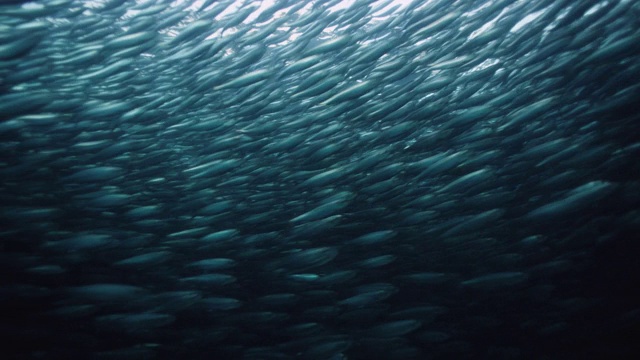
[1,0,639,359]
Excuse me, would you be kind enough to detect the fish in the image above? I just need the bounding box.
[1,0,639,359]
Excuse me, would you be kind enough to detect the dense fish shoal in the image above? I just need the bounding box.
[1,0,640,359]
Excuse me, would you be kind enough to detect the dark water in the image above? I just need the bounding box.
[1,0,640,359]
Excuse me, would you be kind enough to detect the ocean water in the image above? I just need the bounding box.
[1,0,639,359]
